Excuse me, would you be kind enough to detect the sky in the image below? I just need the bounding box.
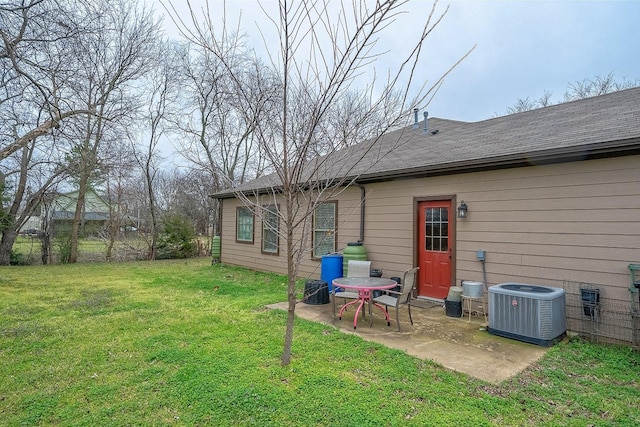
[154,0,640,123]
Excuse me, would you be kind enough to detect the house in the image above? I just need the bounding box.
[213,88,640,343]
[51,188,113,235]
[21,188,140,238]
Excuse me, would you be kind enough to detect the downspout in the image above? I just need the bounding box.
[357,183,365,243]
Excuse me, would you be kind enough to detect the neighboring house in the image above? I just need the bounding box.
[22,189,112,235]
[21,189,140,237]
[19,213,42,233]
[213,88,640,343]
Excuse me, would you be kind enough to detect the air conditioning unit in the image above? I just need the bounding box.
[488,283,566,347]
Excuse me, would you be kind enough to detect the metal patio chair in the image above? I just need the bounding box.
[371,267,419,331]
[332,260,371,318]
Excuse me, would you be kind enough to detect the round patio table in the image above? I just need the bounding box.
[332,277,397,329]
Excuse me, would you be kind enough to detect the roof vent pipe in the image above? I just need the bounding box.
[423,111,429,134]
[413,108,419,128]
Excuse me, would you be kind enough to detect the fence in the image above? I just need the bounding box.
[562,280,639,349]
[14,235,211,265]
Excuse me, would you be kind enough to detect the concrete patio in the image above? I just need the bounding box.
[268,298,550,384]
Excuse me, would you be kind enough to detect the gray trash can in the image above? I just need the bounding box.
[444,298,462,317]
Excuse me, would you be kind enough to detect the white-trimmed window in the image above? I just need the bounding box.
[312,202,337,258]
[262,205,279,254]
[236,207,254,243]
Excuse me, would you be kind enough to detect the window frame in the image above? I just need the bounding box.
[261,204,280,255]
[311,201,338,259]
[235,206,254,244]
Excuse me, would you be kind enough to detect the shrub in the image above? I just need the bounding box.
[156,214,197,259]
[55,234,72,264]
[9,249,29,265]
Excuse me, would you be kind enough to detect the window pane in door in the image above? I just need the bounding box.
[425,207,448,252]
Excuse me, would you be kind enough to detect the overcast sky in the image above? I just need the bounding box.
[155,0,640,122]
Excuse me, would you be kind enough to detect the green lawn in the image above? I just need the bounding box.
[0,259,638,426]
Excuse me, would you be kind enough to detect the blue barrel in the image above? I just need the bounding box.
[321,253,343,292]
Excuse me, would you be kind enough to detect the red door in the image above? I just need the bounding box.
[418,201,452,299]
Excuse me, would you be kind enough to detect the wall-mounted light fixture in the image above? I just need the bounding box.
[457,200,468,219]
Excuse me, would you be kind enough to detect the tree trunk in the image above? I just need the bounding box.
[281,193,297,366]
[40,201,53,265]
[69,176,88,264]
[41,233,50,265]
[147,184,158,261]
[105,234,114,262]
[282,227,297,366]
[0,231,17,265]
[105,205,120,262]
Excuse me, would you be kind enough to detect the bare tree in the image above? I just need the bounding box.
[0,0,95,161]
[0,0,87,264]
[175,40,278,187]
[0,62,73,265]
[167,0,472,365]
[100,138,138,262]
[564,72,640,102]
[506,72,639,114]
[506,90,552,114]
[132,40,183,260]
[0,133,68,265]
[172,37,281,246]
[159,168,216,236]
[62,0,160,263]
[114,168,150,257]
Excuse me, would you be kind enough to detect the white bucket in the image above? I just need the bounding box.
[462,281,484,298]
[447,286,463,302]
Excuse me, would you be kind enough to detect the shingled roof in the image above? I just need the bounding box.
[215,86,640,198]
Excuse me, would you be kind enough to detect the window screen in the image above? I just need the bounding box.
[236,207,254,242]
[312,202,336,258]
[262,205,279,254]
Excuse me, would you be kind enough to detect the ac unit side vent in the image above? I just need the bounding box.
[488,283,566,347]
